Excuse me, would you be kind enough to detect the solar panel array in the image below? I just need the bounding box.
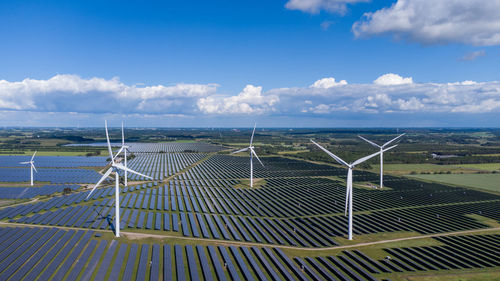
[0,156,107,168]
[0,168,103,184]
[66,142,223,153]
[0,226,381,281]
[0,185,80,199]
[2,225,498,281]
[1,141,500,279]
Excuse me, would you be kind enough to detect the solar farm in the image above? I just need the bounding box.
[1,128,500,281]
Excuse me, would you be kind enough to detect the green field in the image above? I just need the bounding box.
[456,163,500,171]
[370,164,465,175]
[409,173,500,192]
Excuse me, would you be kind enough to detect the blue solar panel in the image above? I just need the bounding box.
[52,230,93,280]
[164,245,172,281]
[207,246,227,281]
[196,245,213,281]
[136,244,149,281]
[109,243,128,280]
[218,246,241,281]
[186,245,200,281]
[175,245,186,281]
[150,244,160,281]
[80,240,108,281]
[229,246,255,281]
[155,212,161,230]
[123,244,138,281]
[94,240,118,281]
[65,239,98,280]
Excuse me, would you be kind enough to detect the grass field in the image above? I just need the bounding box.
[408,173,500,192]
[370,164,466,175]
[456,163,500,171]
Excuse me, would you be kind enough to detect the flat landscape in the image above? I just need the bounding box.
[409,173,500,192]
[0,127,499,280]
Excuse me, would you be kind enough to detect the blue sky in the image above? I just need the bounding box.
[1,0,500,127]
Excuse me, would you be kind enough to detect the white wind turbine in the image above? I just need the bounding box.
[358,133,405,189]
[113,122,131,187]
[20,151,37,186]
[232,123,264,187]
[311,140,396,240]
[86,121,152,237]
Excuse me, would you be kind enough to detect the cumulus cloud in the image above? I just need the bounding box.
[0,74,217,114]
[285,0,369,14]
[269,76,500,114]
[460,50,485,61]
[373,73,413,85]
[352,0,500,46]
[310,77,348,88]
[2,74,500,120]
[196,85,279,114]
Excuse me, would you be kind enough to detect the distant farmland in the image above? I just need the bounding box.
[409,173,500,193]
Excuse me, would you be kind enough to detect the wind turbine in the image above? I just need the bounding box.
[232,123,264,187]
[86,121,152,237]
[113,122,131,187]
[358,133,405,189]
[20,151,37,186]
[311,140,396,240]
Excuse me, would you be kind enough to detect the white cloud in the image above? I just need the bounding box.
[460,50,485,61]
[197,85,279,114]
[352,0,500,46]
[308,103,349,113]
[0,74,217,114]
[2,74,500,119]
[310,77,348,88]
[374,73,413,85]
[285,0,369,14]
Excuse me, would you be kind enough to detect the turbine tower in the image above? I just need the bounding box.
[311,140,396,240]
[19,151,37,186]
[232,123,264,187]
[358,133,405,188]
[87,121,152,237]
[114,122,131,187]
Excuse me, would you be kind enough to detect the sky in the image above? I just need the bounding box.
[1,0,500,127]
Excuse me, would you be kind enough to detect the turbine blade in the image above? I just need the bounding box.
[19,162,30,164]
[231,147,249,154]
[113,147,124,160]
[382,144,398,153]
[310,139,349,167]
[114,163,152,180]
[121,121,125,146]
[105,120,114,162]
[31,163,37,173]
[251,148,264,167]
[31,151,37,161]
[250,123,256,146]
[383,133,405,147]
[86,168,113,199]
[358,136,381,148]
[352,150,382,166]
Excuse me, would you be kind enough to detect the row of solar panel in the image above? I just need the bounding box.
[65,141,223,153]
[16,204,337,247]
[0,156,107,168]
[0,226,380,281]
[0,185,80,199]
[0,168,102,184]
